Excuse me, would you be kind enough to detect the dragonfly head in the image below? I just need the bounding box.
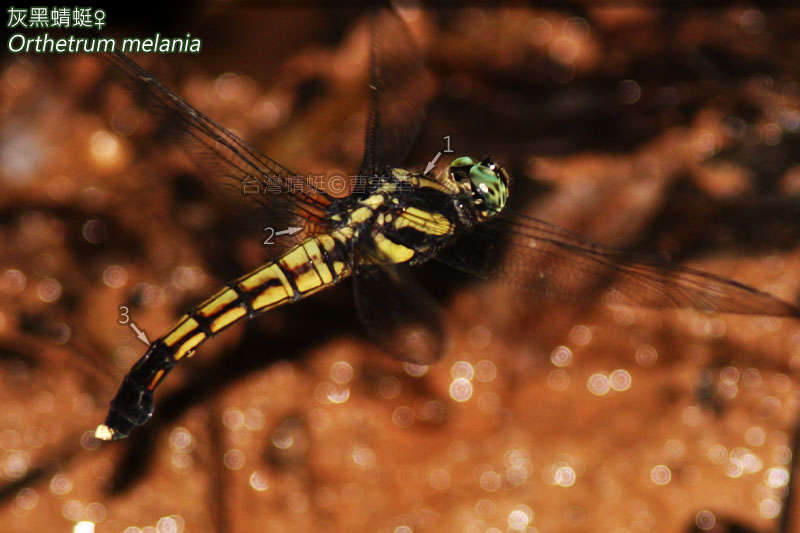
[448,156,509,221]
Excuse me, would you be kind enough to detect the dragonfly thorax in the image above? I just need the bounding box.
[326,169,466,267]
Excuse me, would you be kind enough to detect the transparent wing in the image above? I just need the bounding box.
[350,4,443,362]
[102,51,334,240]
[434,209,800,317]
[358,4,431,181]
[353,263,446,365]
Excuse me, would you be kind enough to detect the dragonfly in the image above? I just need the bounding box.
[94,8,800,442]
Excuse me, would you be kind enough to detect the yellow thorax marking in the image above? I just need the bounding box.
[372,233,415,263]
[361,193,385,209]
[332,226,354,243]
[395,207,453,236]
[397,174,456,195]
[348,206,374,225]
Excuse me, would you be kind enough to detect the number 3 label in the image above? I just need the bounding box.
[118,305,130,325]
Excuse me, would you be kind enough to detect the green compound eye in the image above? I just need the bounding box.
[469,162,508,217]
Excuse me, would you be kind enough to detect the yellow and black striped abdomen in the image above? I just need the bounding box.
[95,233,351,441]
[162,234,351,366]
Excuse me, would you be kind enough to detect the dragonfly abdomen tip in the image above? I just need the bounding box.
[94,424,115,441]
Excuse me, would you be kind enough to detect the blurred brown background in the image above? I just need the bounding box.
[2,4,800,532]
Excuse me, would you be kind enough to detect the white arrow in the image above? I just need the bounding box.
[275,226,303,237]
[129,322,150,346]
[424,151,442,175]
